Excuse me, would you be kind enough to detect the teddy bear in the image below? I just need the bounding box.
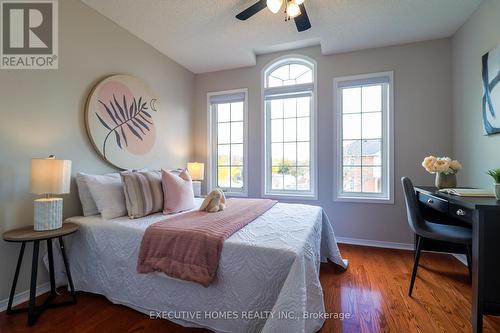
[199,188,227,213]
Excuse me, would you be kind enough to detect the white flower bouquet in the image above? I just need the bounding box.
[422,156,462,175]
[422,155,462,189]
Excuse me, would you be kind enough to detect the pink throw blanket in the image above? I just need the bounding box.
[137,198,277,287]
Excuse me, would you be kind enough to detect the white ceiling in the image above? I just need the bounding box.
[81,0,482,74]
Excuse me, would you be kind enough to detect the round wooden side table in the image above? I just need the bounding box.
[3,222,79,326]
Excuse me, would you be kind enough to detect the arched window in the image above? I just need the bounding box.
[266,61,313,88]
[263,56,316,197]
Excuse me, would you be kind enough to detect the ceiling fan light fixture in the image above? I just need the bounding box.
[267,0,283,14]
[287,1,301,18]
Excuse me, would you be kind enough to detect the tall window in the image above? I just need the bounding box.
[263,57,316,197]
[334,72,394,203]
[208,89,248,195]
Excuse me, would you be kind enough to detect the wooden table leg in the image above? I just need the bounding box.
[28,240,39,326]
[58,236,76,303]
[47,239,56,297]
[6,242,26,314]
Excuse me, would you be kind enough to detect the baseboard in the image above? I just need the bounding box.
[337,236,414,250]
[0,282,50,313]
[337,237,468,267]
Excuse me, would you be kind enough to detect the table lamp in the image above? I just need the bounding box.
[30,155,72,231]
[187,162,204,197]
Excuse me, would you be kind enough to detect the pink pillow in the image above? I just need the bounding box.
[161,169,195,214]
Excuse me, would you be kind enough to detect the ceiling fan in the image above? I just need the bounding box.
[236,0,312,32]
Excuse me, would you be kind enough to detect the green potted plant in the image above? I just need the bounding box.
[487,169,500,200]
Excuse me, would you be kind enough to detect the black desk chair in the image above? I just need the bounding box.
[401,177,472,296]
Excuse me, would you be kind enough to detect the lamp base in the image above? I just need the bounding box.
[192,181,202,197]
[34,198,63,231]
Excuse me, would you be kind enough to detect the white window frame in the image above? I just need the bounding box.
[207,88,249,197]
[261,55,318,200]
[333,71,394,204]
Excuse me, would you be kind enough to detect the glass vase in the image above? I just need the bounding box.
[435,172,457,189]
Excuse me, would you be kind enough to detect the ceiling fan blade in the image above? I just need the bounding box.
[236,0,267,21]
[294,4,311,32]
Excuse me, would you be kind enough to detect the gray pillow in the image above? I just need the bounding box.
[86,174,127,220]
[76,172,120,216]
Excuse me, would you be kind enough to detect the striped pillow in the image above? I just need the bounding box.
[121,171,164,219]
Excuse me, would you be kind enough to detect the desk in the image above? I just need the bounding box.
[415,186,500,333]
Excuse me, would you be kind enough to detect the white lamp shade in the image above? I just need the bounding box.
[30,157,72,195]
[187,162,205,181]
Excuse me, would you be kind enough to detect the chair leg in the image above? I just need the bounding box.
[409,236,423,297]
[414,235,419,259]
[465,243,472,282]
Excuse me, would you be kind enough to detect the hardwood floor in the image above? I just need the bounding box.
[1,244,500,333]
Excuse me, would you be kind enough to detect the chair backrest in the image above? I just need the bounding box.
[401,177,425,235]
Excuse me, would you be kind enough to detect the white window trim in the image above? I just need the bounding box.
[332,71,395,204]
[261,54,318,200]
[207,88,249,197]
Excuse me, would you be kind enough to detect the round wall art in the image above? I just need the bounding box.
[85,75,160,169]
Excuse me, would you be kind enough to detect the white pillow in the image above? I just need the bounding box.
[76,172,120,216]
[86,174,127,220]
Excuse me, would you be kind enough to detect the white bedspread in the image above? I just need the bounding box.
[49,199,347,333]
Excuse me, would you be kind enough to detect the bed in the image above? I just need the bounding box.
[48,198,347,333]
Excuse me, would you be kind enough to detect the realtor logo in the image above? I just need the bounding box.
[1,0,58,69]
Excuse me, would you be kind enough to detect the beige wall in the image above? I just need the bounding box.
[452,0,500,188]
[193,39,453,245]
[0,0,194,301]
